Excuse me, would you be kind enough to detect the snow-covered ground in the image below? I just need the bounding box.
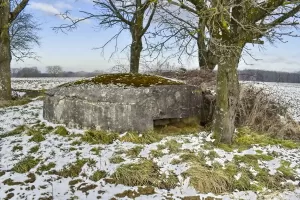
[0,78,299,200]
[11,77,82,90]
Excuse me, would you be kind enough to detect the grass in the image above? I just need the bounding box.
[150,149,164,158]
[277,160,296,180]
[29,145,40,153]
[90,147,102,155]
[111,160,160,187]
[89,170,107,182]
[126,146,143,158]
[235,127,299,149]
[53,159,87,178]
[12,144,23,152]
[81,130,118,144]
[0,125,26,139]
[110,155,125,164]
[37,162,56,173]
[0,98,32,109]
[111,159,178,190]
[28,131,45,143]
[120,131,162,144]
[12,156,40,173]
[164,139,182,154]
[54,126,69,136]
[183,163,231,194]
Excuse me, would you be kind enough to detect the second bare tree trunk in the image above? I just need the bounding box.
[0,0,12,101]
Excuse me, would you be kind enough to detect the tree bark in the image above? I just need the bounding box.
[0,0,12,101]
[129,9,144,74]
[129,36,142,74]
[213,49,242,144]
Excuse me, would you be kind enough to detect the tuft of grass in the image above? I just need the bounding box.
[277,160,296,180]
[110,155,125,164]
[111,159,178,189]
[37,162,56,173]
[53,159,87,178]
[12,156,40,173]
[90,147,102,155]
[12,144,23,152]
[81,130,118,144]
[150,149,164,158]
[126,146,143,158]
[3,178,24,186]
[120,131,161,144]
[183,163,231,194]
[69,179,82,186]
[29,145,40,153]
[54,126,69,137]
[180,152,206,165]
[207,150,219,160]
[164,139,182,154]
[0,98,32,109]
[111,160,160,187]
[28,131,45,143]
[235,127,299,149]
[159,172,179,189]
[89,170,107,182]
[0,171,5,177]
[0,125,26,139]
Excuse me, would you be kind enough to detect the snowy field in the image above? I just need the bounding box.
[0,78,299,200]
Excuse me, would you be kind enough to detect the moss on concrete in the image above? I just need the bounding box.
[63,73,183,88]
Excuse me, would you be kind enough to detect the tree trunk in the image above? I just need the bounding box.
[129,37,142,74]
[0,0,12,101]
[213,50,241,144]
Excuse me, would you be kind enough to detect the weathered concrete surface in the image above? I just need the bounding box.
[43,84,203,132]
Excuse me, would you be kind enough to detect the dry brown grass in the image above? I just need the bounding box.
[236,86,300,141]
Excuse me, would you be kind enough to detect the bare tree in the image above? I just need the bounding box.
[10,11,41,61]
[149,4,218,71]
[0,0,30,101]
[55,0,158,73]
[167,0,300,144]
[46,66,63,77]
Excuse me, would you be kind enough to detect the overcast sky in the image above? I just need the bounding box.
[12,0,300,73]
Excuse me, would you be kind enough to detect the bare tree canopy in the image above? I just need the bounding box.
[10,11,41,61]
[46,66,63,77]
[55,0,158,73]
[0,0,30,101]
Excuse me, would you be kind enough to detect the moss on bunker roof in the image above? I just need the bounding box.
[66,73,184,87]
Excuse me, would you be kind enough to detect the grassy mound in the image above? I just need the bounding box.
[64,73,184,87]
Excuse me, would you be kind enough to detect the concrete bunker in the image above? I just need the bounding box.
[43,74,203,132]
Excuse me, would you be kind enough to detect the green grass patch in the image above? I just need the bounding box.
[110,155,125,164]
[183,163,231,194]
[28,132,45,143]
[277,160,296,180]
[29,145,40,153]
[150,149,165,158]
[0,126,26,139]
[164,139,182,154]
[89,170,107,182]
[0,98,32,109]
[111,159,178,190]
[81,130,118,144]
[90,147,102,155]
[12,156,40,173]
[54,126,69,137]
[37,162,56,173]
[12,144,23,152]
[126,146,143,158]
[53,159,88,178]
[235,127,299,149]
